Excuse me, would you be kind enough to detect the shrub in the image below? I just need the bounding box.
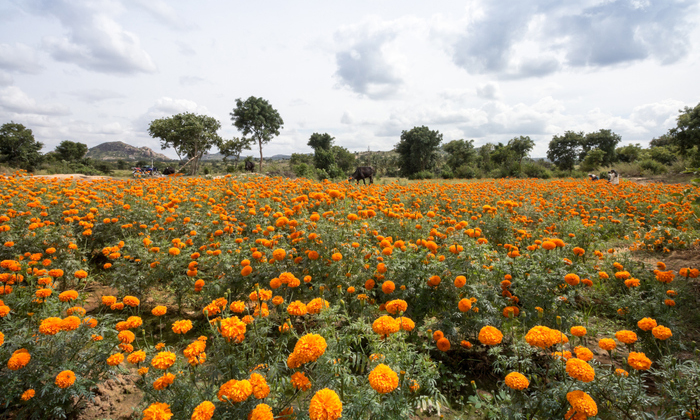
[639,159,667,175]
[408,170,434,180]
[441,169,454,179]
[454,164,477,179]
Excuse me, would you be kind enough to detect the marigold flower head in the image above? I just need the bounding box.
[628,351,652,370]
[372,315,400,336]
[152,306,167,316]
[39,317,63,335]
[504,372,529,390]
[564,273,580,286]
[123,296,140,307]
[107,353,124,366]
[172,320,193,334]
[7,348,31,370]
[397,316,415,332]
[55,370,76,388]
[309,388,343,420]
[291,371,312,391]
[151,351,176,370]
[118,330,135,344]
[525,325,560,349]
[21,389,35,401]
[652,325,672,340]
[191,401,215,420]
[437,337,451,351]
[249,403,273,420]
[478,326,503,346]
[615,368,629,377]
[458,298,472,312]
[127,350,147,364]
[143,402,172,420]
[102,295,117,306]
[454,275,466,288]
[637,317,657,331]
[573,346,594,362]
[287,301,308,316]
[598,338,616,351]
[615,330,638,345]
[59,290,79,302]
[127,316,143,329]
[570,326,587,337]
[219,316,247,342]
[307,298,329,314]
[217,379,252,403]
[385,299,407,315]
[381,280,395,294]
[566,390,598,417]
[287,333,327,368]
[368,364,399,394]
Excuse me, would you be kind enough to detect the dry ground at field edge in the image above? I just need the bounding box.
[31,174,114,181]
[76,374,142,420]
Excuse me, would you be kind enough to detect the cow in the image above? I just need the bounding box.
[245,160,255,172]
[162,167,176,175]
[349,166,375,185]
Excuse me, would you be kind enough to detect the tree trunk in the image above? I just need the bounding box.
[259,139,263,172]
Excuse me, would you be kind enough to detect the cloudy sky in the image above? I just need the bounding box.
[1,0,698,159]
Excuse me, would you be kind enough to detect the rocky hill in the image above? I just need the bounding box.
[85,141,171,161]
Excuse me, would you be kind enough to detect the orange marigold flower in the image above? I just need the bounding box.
[102,295,117,306]
[570,326,587,337]
[628,351,652,370]
[615,368,629,377]
[652,325,672,340]
[478,326,503,346]
[331,253,342,262]
[637,317,657,331]
[458,298,472,312]
[437,337,451,351]
[191,401,215,420]
[574,346,594,362]
[55,370,76,388]
[381,281,395,294]
[454,275,466,288]
[39,317,63,335]
[309,388,343,420]
[525,325,559,349]
[368,364,399,394]
[58,290,79,302]
[598,338,616,351]
[250,372,270,399]
[7,348,31,370]
[151,351,176,370]
[143,402,172,420]
[152,306,167,316]
[21,389,35,401]
[624,278,640,288]
[107,353,124,366]
[385,299,407,315]
[220,316,247,342]
[566,390,598,417]
[287,301,308,316]
[397,316,415,332]
[291,371,312,391]
[307,298,329,314]
[217,379,252,403]
[74,270,88,279]
[127,316,143,329]
[127,350,147,364]
[249,403,273,420]
[118,330,135,344]
[615,330,637,345]
[564,273,580,286]
[123,296,140,307]
[372,315,400,336]
[172,320,193,334]
[504,372,529,390]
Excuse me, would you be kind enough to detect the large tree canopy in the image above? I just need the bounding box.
[395,126,442,177]
[507,136,535,165]
[148,112,222,175]
[443,139,475,171]
[547,131,583,172]
[669,103,700,154]
[231,97,284,172]
[581,129,620,165]
[55,140,88,162]
[0,122,43,171]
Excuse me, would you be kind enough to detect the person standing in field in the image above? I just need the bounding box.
[608,169,619,185]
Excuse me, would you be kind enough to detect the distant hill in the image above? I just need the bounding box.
[86,141,171,161]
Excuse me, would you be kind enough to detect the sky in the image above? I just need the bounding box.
[0,0,699,159]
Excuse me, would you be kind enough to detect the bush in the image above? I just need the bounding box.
[408,170,434,180]
[649,146,679,165]
[441,169,454,179]
[639,159,667,175]
[454,165,477,179]
[292,163,315,179]
[522,162,552,179]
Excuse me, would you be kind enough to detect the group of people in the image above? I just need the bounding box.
[588,169,619,185]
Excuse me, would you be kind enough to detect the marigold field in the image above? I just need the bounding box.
[1,173,700,420]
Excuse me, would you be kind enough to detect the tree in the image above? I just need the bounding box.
[580,148,606,171]
[507,136,535,165]
[218,137,253,169]
[148,112,222,175]
[332,145,355,173]
[231,97,284,172]
[581,129,620,165]
[307,133,334,151]
[669,103,700,154]
[547,131,583,172]
[55,140,88,162]
[0,122,43,171]
[395,126,443,177]
[616,144,643,163]
[443,139,475,171]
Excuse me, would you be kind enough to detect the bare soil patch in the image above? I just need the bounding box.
[76,374,142,420]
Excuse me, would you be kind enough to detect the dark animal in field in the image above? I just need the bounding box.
[349,166,375,185]
[245,161,255,172]
[162,167,175,175]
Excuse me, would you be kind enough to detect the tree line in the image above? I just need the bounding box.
[2,100,698,179]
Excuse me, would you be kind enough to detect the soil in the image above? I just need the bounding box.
[76,374,142,420]
[32,174,114,181]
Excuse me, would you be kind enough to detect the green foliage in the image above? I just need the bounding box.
[313,148,336,172]
[521,162,552,179]
[408,170,434,180]
[332,145,355,173]
[231,96,284,172]
[547,131,583,172]
[441,169,454,179]
[308,132,334,151]
[639,159,667,175]
[648,146,679,166]
[292,162,315,178]
[396,126,443,176]
[0,122,43,171]
[669,102,700,154]
[290,153,313,166]
[443,139,475,171]
[54,140,88,162]
[581,129,620,165]
[616,144,643,163]
[454,164,478,179]
[147,112,222,175]
[580,148,606,171]
[507,136,535,165]
[218,137,253,167]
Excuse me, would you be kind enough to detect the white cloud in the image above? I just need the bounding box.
[29,0,157,74]
[0,86,70,115]
[476,82,500,100]
[0,72,13,86]
[67,89,125,103]
[0,43,44,74]
[630,99,685,129]
[129,0,196,31]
